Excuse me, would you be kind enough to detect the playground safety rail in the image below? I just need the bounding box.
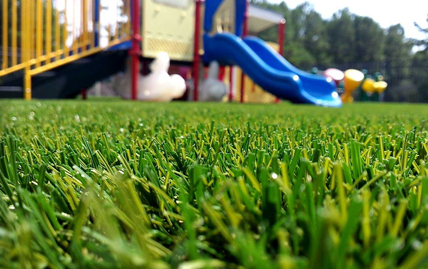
[0,0,132,100]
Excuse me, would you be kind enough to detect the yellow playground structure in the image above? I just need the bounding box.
[0,0,286,103]
[1,0,131,99]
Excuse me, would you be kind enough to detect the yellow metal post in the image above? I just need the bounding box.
[36,0,43,67]
[29,0,34,61]
[2,0,8,70]
[46,0,52,63]
[115,1,119,40]
[83,0,88,51]
[21,0,27,63]
[24,67,32,100]
[12,0,17,66]
[63,0,69,57]
[55,5,60,60]
[26,0,32,61]
[72,1,78,55]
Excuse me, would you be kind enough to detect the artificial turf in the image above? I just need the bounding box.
[0,100,428,268]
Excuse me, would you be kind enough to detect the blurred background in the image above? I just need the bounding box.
[0,0,427,103]
[252,0,428,103]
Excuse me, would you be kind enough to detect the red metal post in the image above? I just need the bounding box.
[278,19,285,56]
[228,67,234,101]
[275,19,286,103]
[239,0,250,103]
[219,66,226,81]
[131,0,141,100]
[193,0,203,102]
[81,89,87,100]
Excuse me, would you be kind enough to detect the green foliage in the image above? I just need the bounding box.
[385,24,411,61]
[411,50,428,101]
[0,100,428,268]
[384,24,412,83]
[413,14,428,48]
[410,14,428,102]
[353,16,385,62]
[303,10,332,66]
[252,1,417,82]
[327,8,356,64]
[284,41,317,67]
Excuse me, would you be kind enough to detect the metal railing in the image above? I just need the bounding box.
[0,0,131,100]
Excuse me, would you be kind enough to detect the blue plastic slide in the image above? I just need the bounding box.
[203,33,342,107]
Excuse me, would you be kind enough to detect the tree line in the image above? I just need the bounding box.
[252,0,428,102]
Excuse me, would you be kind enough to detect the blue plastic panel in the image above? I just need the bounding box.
[107,40,132,51]
[204,0,225,33]
[94,0,100,47]
[235,0,246,36]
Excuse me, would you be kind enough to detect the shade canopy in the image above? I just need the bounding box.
[248,5,284,34]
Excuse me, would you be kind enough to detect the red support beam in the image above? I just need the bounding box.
[228,67,234,101]
[193,0,203,102]
[275,18,286,103]
[81,89,87,100]
[130,0,141,100]
[239,0,250,103]
[278,19,286,56]
[219,66,226,81]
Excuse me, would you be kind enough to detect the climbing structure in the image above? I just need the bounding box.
[0,0,133,99]
[0,0,301,104]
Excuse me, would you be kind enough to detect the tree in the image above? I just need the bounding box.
[303,10,331,66]
[413,15,428,48]
[353,16,385,62]
[383,24,412,81]
[411,15,428,102]
[327,8,356,64]
[283,42,316,67]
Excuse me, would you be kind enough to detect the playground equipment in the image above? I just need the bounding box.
[374,81,388,93]
[360,72,388,102]
[138,52,186,101]
[199,61,228,101]
[0,0,341,106]
[341,69,388,103]
[115,52,186,101]
[202,0,341,107]
[142,0,196,62]
[342,69,365,103]
[362,77,376,93]
[0,0,133,99]
[324,68,344,88]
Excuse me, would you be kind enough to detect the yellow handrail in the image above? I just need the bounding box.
[0,0,132,100]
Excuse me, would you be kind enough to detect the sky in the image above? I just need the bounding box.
[268,0,428,41]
